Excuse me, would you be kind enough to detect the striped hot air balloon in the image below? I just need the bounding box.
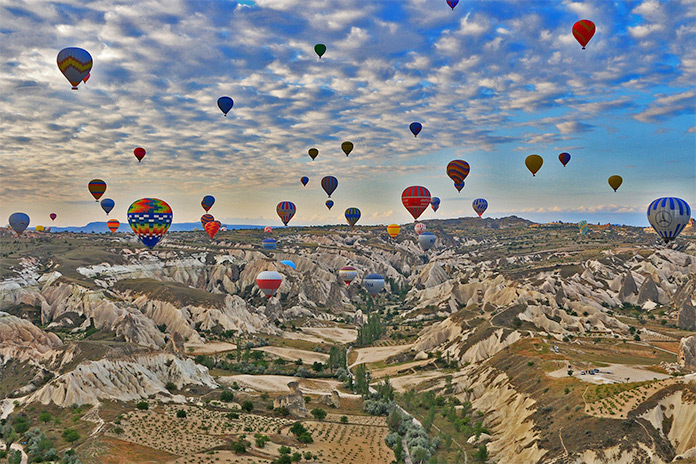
[363,273,385,297]
[387,224,401,238]
[338,266,358,285]
[325,200,334,210]
[205,221,221,239]
[107,219,120,233]
[257,270,283,299]
[321,176,338,197]
[446,160,470,190]
[647,197,691,244]
[57,47,92,90]
[572,20,596,49]
[88,179,107,202]
[277,201,296,226]
[345,207,361,227]
[472,198,488,218]
[201,214,214,228]
[262,238,277,250]
[401,186,431,221]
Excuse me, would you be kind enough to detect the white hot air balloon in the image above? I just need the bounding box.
[647,197,691,244]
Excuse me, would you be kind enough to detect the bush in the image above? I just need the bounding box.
[291,452,302,462]
[220,390,235,402]
[113,426,124,435]
[311,408,327,420]
[275,407,290,416]
[231,437,249,454]
[62,428,80,443]
[165,382,177,392]
[39,412,52,423]
[254,433,270,448]
[176,409,187,418]
[340,416,348,424]
[241,400,254,412]
[136,401,149,410]
[297,433,313,443]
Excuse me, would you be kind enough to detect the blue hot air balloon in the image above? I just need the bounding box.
[472,198,488,217]
[431,197,440,212]
[345,207,361,227]
[321,176,338,197]
[647,197,691,244]
[201,195,215,212]
[217,97,234,116]
[409,122,422,137]
[100,198,115,215]
[301,176,309,186]
[262,238,277,250]
[280,260,296,270]
[9,212,30,235]
[418,232,437,251]
[325,200,334,210]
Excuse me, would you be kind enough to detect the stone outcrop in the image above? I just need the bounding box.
[678,336,696,372]
[319,390,340,408]
[678,304,696,331]
[273,381,308,417]
[0,312,62,362]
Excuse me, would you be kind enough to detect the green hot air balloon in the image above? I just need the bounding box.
[314,44,326,59]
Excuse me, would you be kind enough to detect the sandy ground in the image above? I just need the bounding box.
[217,374,360,397]
[184,341,236,355]
[281,331,325,343]
[370,359,434,379]
[349,344,413,368]
[302,327,357,344]
[388,371,446,392]
[548,363,671,384]
[253,345,329,364]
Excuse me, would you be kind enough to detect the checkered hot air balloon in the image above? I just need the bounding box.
[127,198,173,249]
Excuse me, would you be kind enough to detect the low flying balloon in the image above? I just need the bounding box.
[264,226,273,234]
[321,176,338,197]
[431,197,440,212]
[277,201,296,226]
[573,20,596,49]
[608,175,623,192]
[409,122,422,137]
[57,47,92,90]
[418,232,436,251]
[35,226,45,232]
[402,186,431,221]
[301,176,309,186]
[647,197,691,244]
[49,213,57,221]
[205,221,221,240]
[100,198,115,215]
[345,207,361,227]
[525,155,543,176]
[308,148,319,160]
[363,273,385,297]
[447,160,470,188]
[472,198,488,218]
[447,0,459,9]
[281,260,296,270]
[339,266,358,286]
[9,213,29,235]
[201,214,214,228]
[387,224,401,238]
[558,152,571,167]
[341,142,353,156]
[415,223,427,235]
[262,238,277,250]
[134,147,146,162]
[217,97,234,116]
[325,200,334,210]
[127,198,173,249]
[88,179,106,202]
[201,195,215,212]
[256,270,283,299]
[107,219,120,233]
[314,44,327,58]
[454,182,465,192]
[578,220,589,235]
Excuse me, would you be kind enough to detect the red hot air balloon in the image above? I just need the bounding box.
[257,270,283,299]
[401,186,432,221]
[88,179,107,201]
[49,213,57,221]
[572,20,595,49]
[558,152,571,167]
[264,226,273,234]
[205,221,221,239]
[134,147,146,162]
[277,202,296,226]
[107,219,120,233]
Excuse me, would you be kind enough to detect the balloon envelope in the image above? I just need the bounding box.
[447,160,470,186]
[339,266,358,285]
[345,208,361,227]
[314,44,326,58]
[127,198,173,249]
[205,221,221,239]
[415,223,427,235]
[401,186,431,221]
[387,224,401,238]
[321,176,338,197]
[454,182,465,192]
[277,202,296,226]
[107,219,120,233]
[409,122,422,137]
[50,213,57,221]
[572,19,596,49]
[472,198,488,217]
[281,260,296,270]
[447,0,459,9]
[217,96,234,116]
[363,273,385,296]
[308,148,319,160]
[264,226,273,234]
[301,176,309,186]
[57,47,92,90]
[262,238,277,250]
[578,220,589,235]
[341,141,353,156]
[88,179,107,201]
[201,214,214,228]
[525,155,543,176]
[647,197,691,244]
[35,226,45,232]
[418,232,436,251]
[134,147,146,162]
[608,175,623,192]
[9,213,29,235]
[257,270,283,298]
[325,200,334,210]
[201,195,215,212]
[431,197,440,212]
[100,198,115,215]
[558,152,571,167]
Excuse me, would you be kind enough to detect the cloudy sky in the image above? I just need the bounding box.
[0,0,694,228]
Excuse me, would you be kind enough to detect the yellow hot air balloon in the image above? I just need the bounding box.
[387,224,401,238]
[608,175,623,192]
[35,225,45,232]
[525,154,543,176]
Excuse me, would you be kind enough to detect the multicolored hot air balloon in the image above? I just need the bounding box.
[88,179,106,202]
[201,214,214,228]
[447,160,470,190]
[454,182,465,192]
[57,47,92,90]
[402,186,431,221]
[281,260,296,270]
[572,20,596,49]
[262,238,277,250]
[264,226,273,234]
[387,224,401,238]
[308,148,319,160]
[100,198,115,215]
[431,197,440,212]
[217,97,234,116]
[49,213,57,221]
[409,122,422,137]
[339,266,358,286]
[321,176,338,197]
[201,195,215,212]
[647,197,691,244]
[447,0,459,9]
[9,213,29,235]
[205,221,221,239]
[107,219,120,233]
[325,200,334,210]
[277,201,296,226]
[341,142,353,156]
[608,175,623,192]
[525,155,543,176]
[415,223,426,235]
[418,232,436,251]
[314,44,327,58]
[363,273,385,297]
[134,147,146,162]
[257,270,283,299]
[472,198,488,218]
[301,176,309,186]
[559,152,571,167]
[127,198,173,249]
[578,220,589,235]
[35,225,45,232]
[345,207,361,227]
[83,72,90,84]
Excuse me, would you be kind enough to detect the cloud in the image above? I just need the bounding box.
[633,90,696,122]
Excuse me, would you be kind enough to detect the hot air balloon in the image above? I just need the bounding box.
[401,186,431,221]
[57,47,92,90]
[201,195,215,212]
[578,220,589,235]
[201,214,214,228]
[447,0,459,9]
[257,270,283,299]
[314,44,326,58]
[341,142,353,156]
[345,208,361,227]
[418,232,436,251]
[49,213,57,221]
[387,224,401,238]
[264,226,273,234]
[88,179,106,201]
[431,197,440,212]
[339,266,358,286]
[472,198,488,217]
[647,197,691,244]
[415,223,427,235]
[35,226,45,232]
[100,198,115,215]
[447,160,470,190]
[134,147,146,162]
[363,273,385,297]
[308,148,319,160]
[277,202,296,226]
[301,176,309,186]
[558,152,571,167]
[205,221,221,240]
[321,176,338,197]
[127,198,173,249]
[572,20,596,49]
[217,96,234,116]
[409,122,422,137]
[281,260,296,270]
[83,72,90,84]
[262,238,277,250]
[107,219,120,233]
[325,200,334,210]
[608,175,623,192]
[525,155,543,176]
[9,213,29,235]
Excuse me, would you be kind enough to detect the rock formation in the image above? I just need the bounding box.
[273,381,308,417]
[678,336,696,372]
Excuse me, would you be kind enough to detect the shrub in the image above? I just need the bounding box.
[311,408,327,420]
[165,382,177,392]
[220,390,235,402]
[176,409,187,418]
[255,433,270,448]
[231,437,249,454]
[241,400,254,412]
[340,416,348,424]
[62,428,80,443]
[38,412,52,423]
[113,426,124,435]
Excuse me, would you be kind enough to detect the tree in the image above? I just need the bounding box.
[241,400,254,412]
[231,436,250,454]
[376,377,394,401]
[254,433,270,448]
[176,410,187,418]
[311,408,327,421]
[39,412,52,423]
[165,382,177,392]
[62,428,80,443]
[220,390,235,402]
[291,452,302,462]
[474,444,489,463]
[340,416,348,424]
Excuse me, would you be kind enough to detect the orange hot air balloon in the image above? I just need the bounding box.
[107,219,120,233]
[386,224,401,238]
[525,155,543,176]
[205,221,221,239]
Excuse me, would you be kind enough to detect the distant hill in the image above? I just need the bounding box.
[48,222,264,233]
